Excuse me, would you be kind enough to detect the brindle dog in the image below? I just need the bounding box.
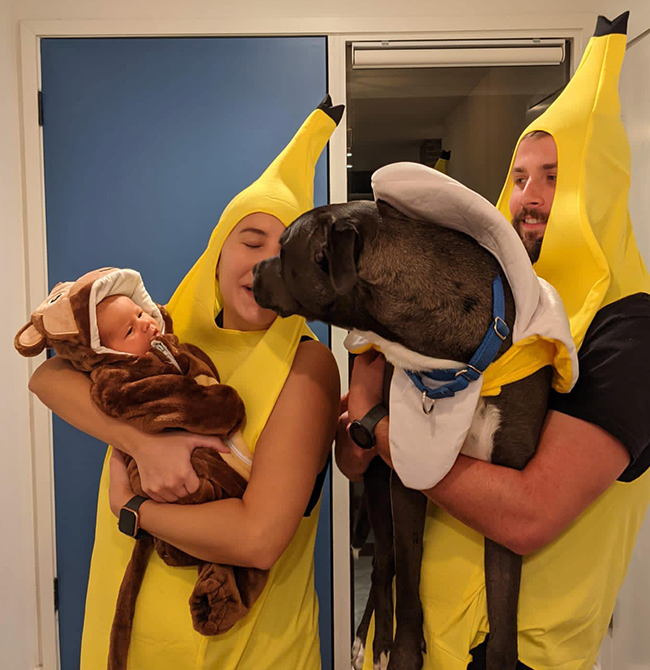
[253,200,551,670]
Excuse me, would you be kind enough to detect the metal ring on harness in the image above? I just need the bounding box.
[422,391,436,414]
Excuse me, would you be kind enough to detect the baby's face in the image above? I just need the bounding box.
[97,295,161,356]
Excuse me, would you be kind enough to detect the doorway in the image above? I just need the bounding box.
[343,38,571,636]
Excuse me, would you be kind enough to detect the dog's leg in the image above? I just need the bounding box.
[388,474,427,670]
[484,539,521,670]
[355,457,395,670]
[484,367,552,670]
[352,586,375,670]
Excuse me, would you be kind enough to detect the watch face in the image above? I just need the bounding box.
[119,508,138,537]
[349,421,374,449]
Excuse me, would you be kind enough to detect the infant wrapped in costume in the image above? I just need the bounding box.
[15,266,264,670]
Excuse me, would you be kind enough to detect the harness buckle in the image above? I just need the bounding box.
[422,391,436,415]
[455,364,481,380]
[493,316,509,341]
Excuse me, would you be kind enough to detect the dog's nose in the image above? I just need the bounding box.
[252,272,269,308]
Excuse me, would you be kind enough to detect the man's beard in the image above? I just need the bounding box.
[512,207,547,264]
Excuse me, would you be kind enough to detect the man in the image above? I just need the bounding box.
[337,15,650,667]
[337,129,650,669]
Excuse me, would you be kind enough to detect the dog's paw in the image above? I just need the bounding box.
[351,637,365,670]
[373,651,389,670]
[387,632,425,670]
[486,639,518,670]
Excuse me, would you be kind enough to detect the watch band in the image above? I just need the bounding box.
[359,403,389,433]
[349,403,388,449]
[118,494,149,539]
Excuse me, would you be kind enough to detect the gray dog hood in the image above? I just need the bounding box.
[345,162,578,490]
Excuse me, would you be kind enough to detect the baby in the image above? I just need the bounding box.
[15,267,265,670]
[96,293,162,355]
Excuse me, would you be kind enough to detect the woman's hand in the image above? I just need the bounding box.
[109,448,136,517]
[128,431,230,503]
[29,356,230,503]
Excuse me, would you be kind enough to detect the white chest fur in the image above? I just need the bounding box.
[460,398,500,462]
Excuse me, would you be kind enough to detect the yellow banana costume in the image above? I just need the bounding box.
[359,13,650,670]
[434,149,451,174]
[80,97,343,670]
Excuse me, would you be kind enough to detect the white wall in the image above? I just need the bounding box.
[2,1,645,668]
[444,71,531,204]
[608,13,650,670]
[5,0,607,23]
[0,0,40,668]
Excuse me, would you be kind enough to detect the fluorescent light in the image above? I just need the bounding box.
[352,39,565,69]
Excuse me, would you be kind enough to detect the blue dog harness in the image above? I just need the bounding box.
[405,275,510,413]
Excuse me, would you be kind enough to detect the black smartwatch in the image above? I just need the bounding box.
[118,495,149,539]
[349,403,388,450]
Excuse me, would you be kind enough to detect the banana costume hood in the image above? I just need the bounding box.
[79,97,344,670]
[167,95,344,451]
[497,11,650,349]
[345,163,578,490]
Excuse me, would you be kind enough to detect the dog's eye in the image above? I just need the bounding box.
[315,250,330,275]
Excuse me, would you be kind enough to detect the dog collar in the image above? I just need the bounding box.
[405,275,509,413]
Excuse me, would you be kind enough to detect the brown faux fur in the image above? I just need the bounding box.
[15,268,265,670]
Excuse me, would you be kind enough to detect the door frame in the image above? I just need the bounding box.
[18,15,590,670]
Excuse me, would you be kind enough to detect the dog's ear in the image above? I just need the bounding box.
[326,220,361,295]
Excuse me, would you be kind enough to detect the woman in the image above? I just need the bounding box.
[29,99,343,669]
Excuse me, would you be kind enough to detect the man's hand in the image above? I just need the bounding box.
[335,351,392,481]
[335,393,378,482]
[125,431,230,503]
[347,350,386,421]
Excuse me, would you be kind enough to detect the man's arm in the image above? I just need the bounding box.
[337,350,631,556]
[420,410,630,554]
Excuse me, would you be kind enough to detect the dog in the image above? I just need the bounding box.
[252,165,573,670]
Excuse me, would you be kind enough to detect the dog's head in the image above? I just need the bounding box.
[253,201,376,321]
[254,200,508,362]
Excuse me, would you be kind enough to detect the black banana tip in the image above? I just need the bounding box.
[594,11,629,37]
[440,150,452,161]
[318,95,345,125]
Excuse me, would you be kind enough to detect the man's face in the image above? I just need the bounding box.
[509,134,558,263]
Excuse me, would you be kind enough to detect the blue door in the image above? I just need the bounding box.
[41,36,332,670]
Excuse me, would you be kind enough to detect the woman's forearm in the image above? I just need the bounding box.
[29,356,141,454]
[136,496,272,569]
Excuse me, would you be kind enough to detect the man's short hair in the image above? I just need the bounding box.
[521,130,553,141]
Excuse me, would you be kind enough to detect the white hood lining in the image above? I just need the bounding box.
[88,268,165,355]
